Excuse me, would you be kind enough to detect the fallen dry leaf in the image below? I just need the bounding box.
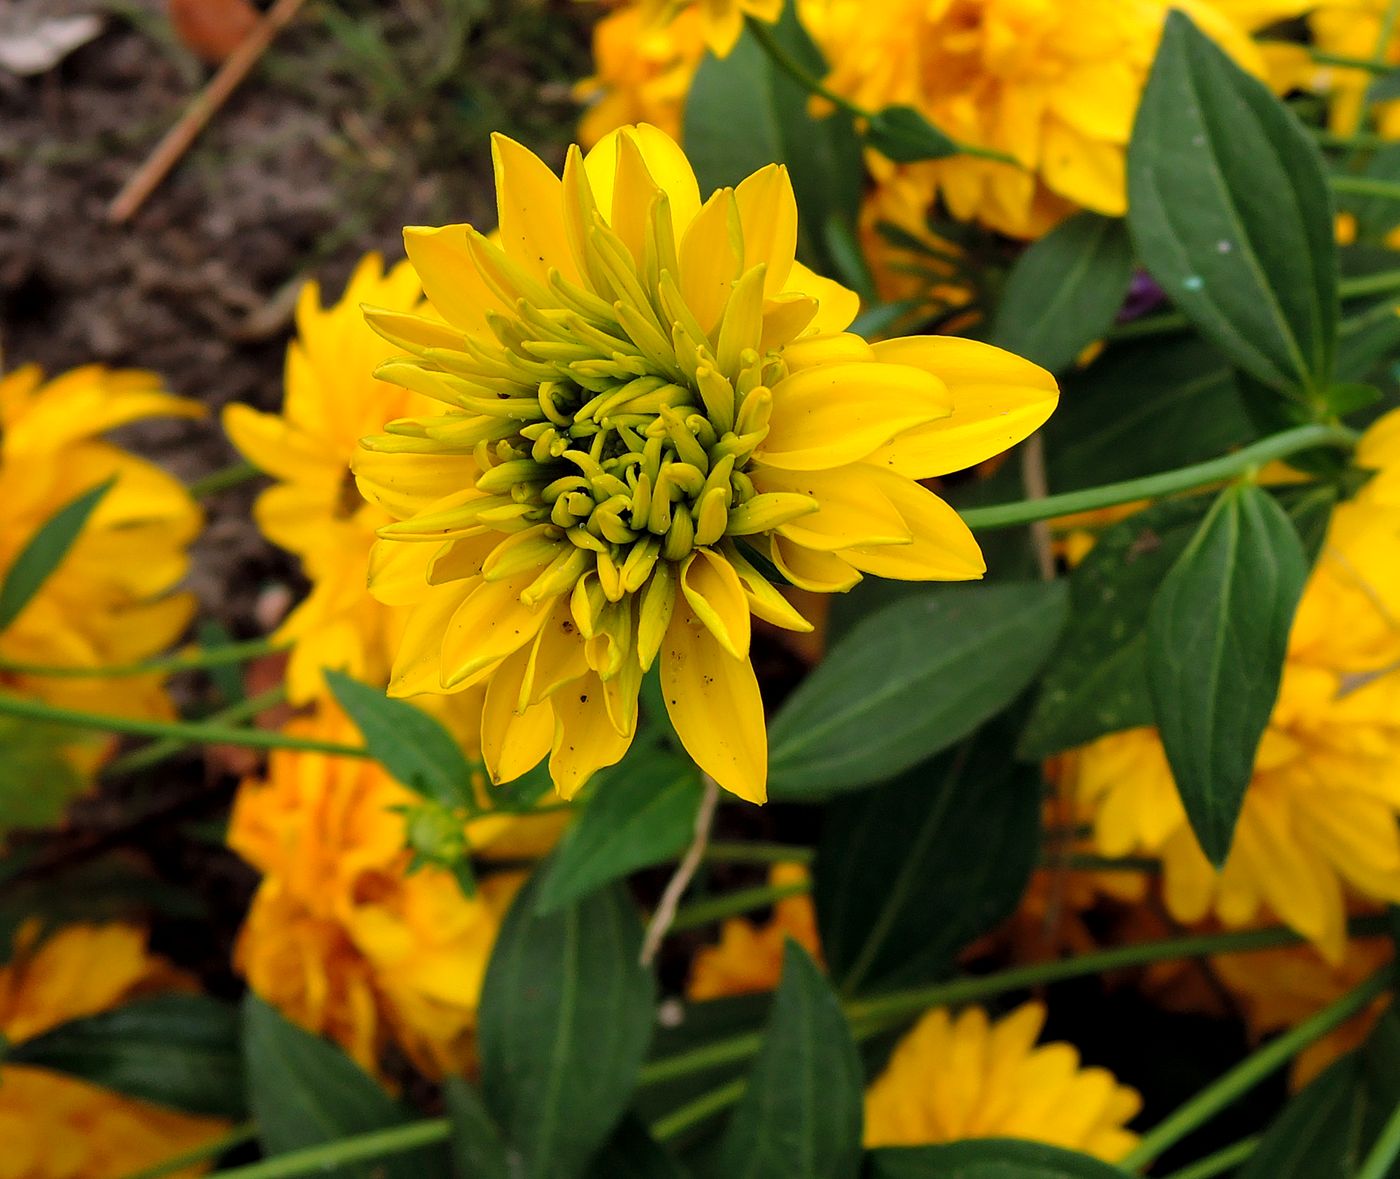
[0,5,103,76]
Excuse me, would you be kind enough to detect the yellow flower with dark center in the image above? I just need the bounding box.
[0,365,203,723]
[354,125,1058,802]
[224,254,431,704]
[229,703,530,1079]
[638,0,781,57]
[0,923,229,1178]
[864,1002,1141,1159]
[804,0,1301,238]
[1061,465,1400,963]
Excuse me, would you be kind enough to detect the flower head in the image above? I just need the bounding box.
[864,1002,1141,1160]
[224,254,430,703]
[0,923,228,1178]
[355,125,1058,802]
[805,0,1297,237]
[229,703,531,1078]
[639,0,781,57]
[0,365,202,722]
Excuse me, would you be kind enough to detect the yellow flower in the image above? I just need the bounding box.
[354,125,1058,802]
[639,0,782,57]
[576,4,707,148]
[1307,0,1400,138]
[229,704,528,1078]
[1062,479,1400,963]
[864,1002,1141,1160]
[0,923,229,1178]
[224,254,430,704]
[0,364,202,721]
[685,863,820,999]
[805,0,1298,238]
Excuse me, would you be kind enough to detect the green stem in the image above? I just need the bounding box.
[1356,1096,1400,1179]
[0,691,367,759]
[958,425,1355,532]
[1306,49,1396,73]
[119,1124,258,1179]
[1312,127,1393,150]
[1340,267,1400,300]
[189,461,261,499]
[104,685,288,776]
[1332,176,1400,201]
[702,840,814,867]
[669,880,810,933]
[652,1077,746,1143]
[1120,966,1394,1171]
[208,1120,449,1179]
[1161,1137,1259,1179]
[0,637,283,680]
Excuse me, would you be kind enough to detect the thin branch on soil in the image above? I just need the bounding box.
[1020,434,1055,581]
[640,774,720,966]
[107,0,311,223]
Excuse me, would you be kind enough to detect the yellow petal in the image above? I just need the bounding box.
[754,465,912,552]
[585,124,701,241]
[734,164,797,296]
[680,548,751,659]
[865,337,1058,478]
[352,450,478,520]
[367,539,435,606]
[403,224,504,335]
[662,610,767,802]
[387,582,472,696]
[783,261,859,334]
[440,573,552,689]
[679,189,744,336]
[491,132,580,284]
[769,534,861,593]
[482,646,555,783]
[223,404,336,484]
[550,678,633,798]
[760,362,952,471]
[839,466,986,581]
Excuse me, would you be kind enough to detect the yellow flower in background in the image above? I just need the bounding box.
[0,923,228,1178]
[804,0,1298,238]
[355,125,1058,802]
[224,254,431,704]
[1307,0,1400,137]
[576,5,706,148]
[639,0,781,57]
[686,863,819,999]
[229,703,535,1079]
[1062,475,1400,963]
[864,1002,1141,1160]
[0,365,202,721]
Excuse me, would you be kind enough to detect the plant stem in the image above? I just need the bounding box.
[104,685,288,776]
[188,460,261,499]
[959,424,1355,532]
[0,637,283,680]
[669,880,810,933]
[641,775,720,965]
[1332,176,1400,201]
[1161,1136,1259,1179]
[1307,49,1395,72]
[1356,1096,1400,1179]
[652,1077,746,1143]
[1341,267,1400,300]
[119,1124,258,1179]
[207,1120,449,1179]
[0,691,367,759]
[1120,965,1393,1171]
[703,840,814,867]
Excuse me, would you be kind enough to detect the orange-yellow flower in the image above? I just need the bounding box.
[229,703,531,1078]
[864,1002,1141,1160]
[639,0,781,57]
[0,923,228,1178]
[223,254,430,703]
[354,125,1058,803]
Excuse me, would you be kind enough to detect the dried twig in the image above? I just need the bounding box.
[640,774,720,966]
[106,0,310,224]
[1020,434,1055,582]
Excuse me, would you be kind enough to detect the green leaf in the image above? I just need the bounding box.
[1019,497,1214,759]
[684,2,862,271]
[990,213,1136,374]
[0,477,115,634]
[863,105,958,163]
[768,582,1069,800]
[536,749,703,914]
[443,1077,512,1179]
[588,1116,685,1178]
[1146,483,1309,864]
[242,996,444,1179]
[8,994,244,1118]
[712,942,863,1179]
[869,1140,1131,1178]
[814,720,1040,996]
[326,670,476,809]
[1238,1012,1400,1178]
[1127,10,1337,395]
[479,876,654,1179]
[0,714,92,839]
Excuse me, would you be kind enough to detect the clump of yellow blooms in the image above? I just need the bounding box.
[638,0,781,57]
[0,364,202,721]
[801,0,1300,238]
[1062,411,1400,963]
[865,1002,1141,1160]
[0,923,229,1178]
[228,703,526,1080]
[354,124,1057,802]
[224,254,431,704]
